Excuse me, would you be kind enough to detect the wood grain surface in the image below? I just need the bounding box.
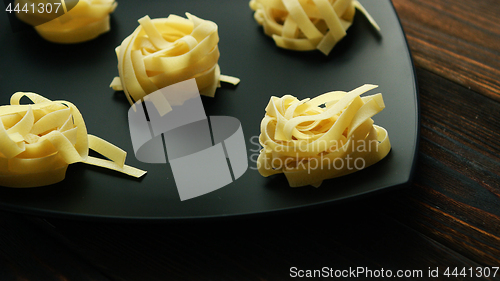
[392,0,500,102]
[1,0,500,280]
[384,68,500,267]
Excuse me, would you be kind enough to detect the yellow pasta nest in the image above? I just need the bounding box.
[0,92,146,188]
[110,13,240,105]
[15,0,117,43]
[257,84,391,187]
[249,0,379,55]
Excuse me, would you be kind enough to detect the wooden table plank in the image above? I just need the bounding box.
[392,0,500,102]
[382,68,500,267]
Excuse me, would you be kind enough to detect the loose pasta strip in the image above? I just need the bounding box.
[249,0,379,55]
[257,85,390,187]
[15,0,117,43]
[110,13,240,105]
[0,92,146,188]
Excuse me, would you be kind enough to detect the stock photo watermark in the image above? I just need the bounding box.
[127,79,248,201]
[247,136,380,173]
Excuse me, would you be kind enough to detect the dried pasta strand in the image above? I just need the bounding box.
[88,134,126,167]
[0,92,146,188]
[111,13,239,105]
[257,85,391,187]
[220,75,241,86]
[83,157,146,178]
[249,0,379,55]
[15,0,117,44]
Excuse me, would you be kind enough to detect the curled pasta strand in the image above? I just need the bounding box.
[0,92,146,188]
[249,0,379,55]
[15,0,117,43]
[257,85,390,187]
[110,13,240,105]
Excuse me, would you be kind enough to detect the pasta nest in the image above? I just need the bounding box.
[0,93,145,188]
[257,84,391,187]
[249,0,379,55]
[15,0,117,43]
[110,13,239,105]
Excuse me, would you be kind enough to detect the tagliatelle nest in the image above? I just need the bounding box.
[249,0,379,55]
[110,13,240,105]
[257,84,391,187]
[15,0,117,43]
[0,92,146,188]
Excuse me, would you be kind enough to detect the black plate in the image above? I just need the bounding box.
[0,0,419,220]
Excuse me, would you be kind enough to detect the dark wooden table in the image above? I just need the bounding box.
[1,0,499,280]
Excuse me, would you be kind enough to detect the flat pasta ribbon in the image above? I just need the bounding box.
[249,0,380,55]
[257,84,390,187]
[0,92,146,188]
[110,13,240,106]
[15,0,117,43]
